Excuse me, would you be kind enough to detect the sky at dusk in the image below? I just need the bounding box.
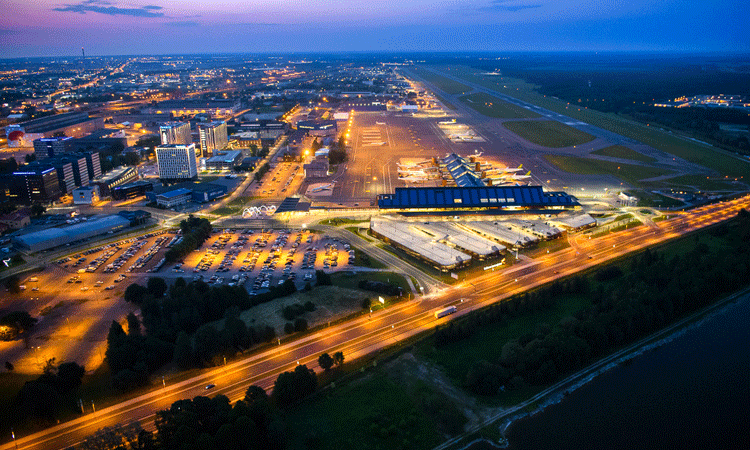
[1,0,748,57]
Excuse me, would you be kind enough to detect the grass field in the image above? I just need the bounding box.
[431,65,750,179]
[284,373,444,450]
[591,145,656,163]
[331,271,411,299]
[503,120,596,148]
[544,154,672,187]
[410,66,472,95]
[665,174,742,191]
[459,92,541,119]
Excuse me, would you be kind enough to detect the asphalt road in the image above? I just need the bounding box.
[3,195,749,450]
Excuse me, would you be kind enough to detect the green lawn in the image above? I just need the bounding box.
[503,120,596,148]
[351,246,387,269]
[459,92,541,119]
[410,66,472,95]
[665,174,742,191]
[591,145,656,163]
[284,373,444,450]
[211,206,241,216]
[544,154,672,187]
[331,271,411,299]
[431,65,750,179]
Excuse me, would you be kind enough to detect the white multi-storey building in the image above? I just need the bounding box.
[159,122,192,145]
[198,121,228,157]
[156,144,198,180]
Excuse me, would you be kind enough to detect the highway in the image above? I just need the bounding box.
[3,195,749,450]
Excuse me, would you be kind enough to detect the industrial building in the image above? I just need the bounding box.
[156,143,198,180]
[198,121,228,157]
[13,215,131,253]
[91,166,139,197]
[5,112,104,146]
[150,99,240,117]
[297,120,337,137]
[111,180,154,201]
[154,188,192,208]
[303,159,329,178]
[146,182,228,205]
[72,185,100,205]
[377,186,578,215]
[205,150,242,171]
[160,122,192,146]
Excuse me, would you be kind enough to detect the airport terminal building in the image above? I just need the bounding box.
[377,186,579,215]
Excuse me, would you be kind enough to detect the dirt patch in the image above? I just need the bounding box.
[237,286,371,334]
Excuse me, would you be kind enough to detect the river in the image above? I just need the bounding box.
[494,293,750,450]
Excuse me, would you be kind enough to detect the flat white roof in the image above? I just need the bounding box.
[371,219,471,267]
[413,222,504,256]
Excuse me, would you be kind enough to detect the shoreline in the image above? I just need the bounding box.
[441,284,750,450]
[494,288,749,448]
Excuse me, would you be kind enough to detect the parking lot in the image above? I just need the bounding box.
[181,229,357,295]
[245,161,305,199]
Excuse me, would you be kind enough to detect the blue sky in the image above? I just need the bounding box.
[1,0,747,57]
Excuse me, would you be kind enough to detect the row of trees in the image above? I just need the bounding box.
[15,358,86,422]
[441,210,750,396]
[165,215,212,262]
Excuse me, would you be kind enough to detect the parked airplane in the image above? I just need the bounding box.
[310,183,334,193]
[486,164,524,174]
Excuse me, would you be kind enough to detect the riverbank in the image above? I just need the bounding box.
[494,286,750,449]
[447,282,750,450]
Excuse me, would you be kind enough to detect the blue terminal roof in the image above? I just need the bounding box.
[442,153,486,187]
[378,186,578,210]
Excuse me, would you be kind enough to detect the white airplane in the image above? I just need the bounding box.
[503,170,532,181]
[486,164,524,174]
[399,175,427,183]
[375,121,386,125]
[310,183,333,193]
[439,119,457,124]
[364,141,387,146]
[398,169,430,177]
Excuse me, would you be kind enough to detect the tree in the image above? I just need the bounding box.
[124,283,149,304]
[1,310,37,333]
[5,275,20,294]
[244,385,268,404]
[146,277,167,298]
[30,203,45,217]
[126,312,141,336]
[333,351,344,367]
[293,318,307,332]
[318,353,334,371]
[56,361,85,391]
[25,153,36,163]
[5,361,14,371]
[272,364,317,406]
[173,332,194,370]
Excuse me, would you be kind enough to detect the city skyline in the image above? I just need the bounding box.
[1,0,748,57]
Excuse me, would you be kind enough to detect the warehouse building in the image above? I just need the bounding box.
[13,215,130,253]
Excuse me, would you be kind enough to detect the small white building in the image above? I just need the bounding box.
[72,185,100,205]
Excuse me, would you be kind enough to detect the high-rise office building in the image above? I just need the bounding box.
[198,121,228,157]
[159,122,192,145]
[10,167,62,203]
[156,144,198,180]
[33,137,76,159]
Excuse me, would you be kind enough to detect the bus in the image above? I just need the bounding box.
[434,306,457,319]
